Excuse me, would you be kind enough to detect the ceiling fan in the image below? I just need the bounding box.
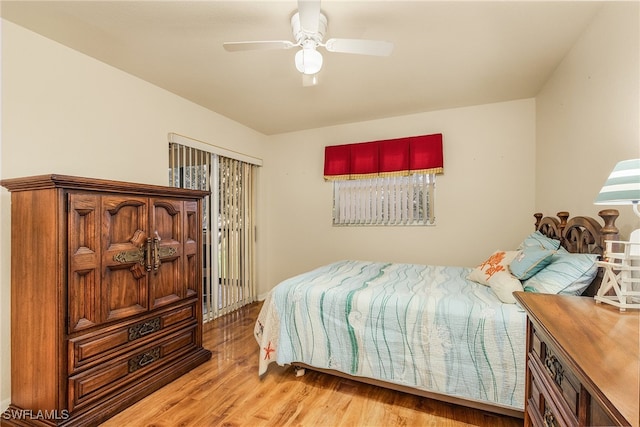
[222,0,394,86]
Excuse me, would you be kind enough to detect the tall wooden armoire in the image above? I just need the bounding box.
[1,174,212,426]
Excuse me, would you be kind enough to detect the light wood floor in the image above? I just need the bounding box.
[101,302,524,427]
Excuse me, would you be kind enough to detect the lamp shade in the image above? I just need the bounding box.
[594,158,640,205]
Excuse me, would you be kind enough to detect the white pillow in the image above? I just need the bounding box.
[488,271,524,304]
[467,250,519,286]
[467,250,523,303]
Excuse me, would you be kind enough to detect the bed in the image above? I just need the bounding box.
[254,210,620,418]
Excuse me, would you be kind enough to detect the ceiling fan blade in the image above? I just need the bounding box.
[297,0,321,33]
[324,38,394,56]
[302,73,319,87]
[223,40,296,52]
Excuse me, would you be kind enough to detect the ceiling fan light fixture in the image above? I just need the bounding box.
[295,47,323,75]
[223,1,394,85]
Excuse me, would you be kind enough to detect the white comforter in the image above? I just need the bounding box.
[255,260,526,411]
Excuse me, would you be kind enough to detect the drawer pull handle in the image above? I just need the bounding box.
[543,407,559,427]
[128,347,160,373]
[139,353,155,367]
[128,318,161,341]
[544,349,565,387]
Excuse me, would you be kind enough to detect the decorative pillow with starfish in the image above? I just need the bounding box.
[467,250,523,303]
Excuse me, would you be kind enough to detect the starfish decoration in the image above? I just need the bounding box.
[263,341,275,360]
[480,251,507,279]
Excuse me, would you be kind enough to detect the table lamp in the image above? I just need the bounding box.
[594,158,640,310]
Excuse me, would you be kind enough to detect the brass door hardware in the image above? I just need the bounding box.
[113,232,177,272]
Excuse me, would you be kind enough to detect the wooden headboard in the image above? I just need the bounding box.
[533,209,620,297]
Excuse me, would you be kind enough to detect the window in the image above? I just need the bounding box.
[323,133,443,226]
[333,173,435,226]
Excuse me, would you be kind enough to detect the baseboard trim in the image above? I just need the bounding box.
[1,398,11,413]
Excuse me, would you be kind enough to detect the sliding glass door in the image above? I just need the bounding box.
[169,142,257,321]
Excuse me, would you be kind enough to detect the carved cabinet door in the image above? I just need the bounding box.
[71,194,199,327]
[68,192,102,333]
[183,200,200,299]
[148,198,185,309]
[101,194,150,323]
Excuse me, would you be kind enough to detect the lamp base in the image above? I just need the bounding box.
[595,229,640,311]
[594,294,640,311]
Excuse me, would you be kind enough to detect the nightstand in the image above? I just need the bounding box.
[514,292,639,427]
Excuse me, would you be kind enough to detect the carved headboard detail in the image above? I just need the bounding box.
[533,209,620,296]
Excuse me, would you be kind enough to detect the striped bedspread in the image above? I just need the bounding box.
[255,260,526,411]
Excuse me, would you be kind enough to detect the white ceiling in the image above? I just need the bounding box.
[0,1,604,135]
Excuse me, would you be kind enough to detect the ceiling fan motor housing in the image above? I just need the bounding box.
[291,11,327,45]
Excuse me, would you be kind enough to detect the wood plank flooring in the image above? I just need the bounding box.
[101,302,524,427]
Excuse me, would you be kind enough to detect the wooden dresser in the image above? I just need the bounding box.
[514,292,639,427]
[1,175,212,426]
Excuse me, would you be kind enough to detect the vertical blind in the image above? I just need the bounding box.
[217,156,256,317]
[169,142,257,321]
[333,174,435,226]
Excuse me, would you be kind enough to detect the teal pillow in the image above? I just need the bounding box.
[523,252,598,295]
[517,231,561,251]
[509,247,555,280]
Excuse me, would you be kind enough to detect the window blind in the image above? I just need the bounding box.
[333,173,435,226]
[169,141,257,321]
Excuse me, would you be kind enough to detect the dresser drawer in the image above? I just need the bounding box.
[530,326,581,421]
[516,293,637,427]
[590,399,620,427]
[68,324,198,412]
[527,355,574,427]
[68,303,197,373]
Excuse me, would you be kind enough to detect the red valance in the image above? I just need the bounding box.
[350,142,379,178]
[324,133,443,180]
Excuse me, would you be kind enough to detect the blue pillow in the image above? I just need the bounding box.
[509,247,555,280]
[518,231,561,251]
[523,252,599,295]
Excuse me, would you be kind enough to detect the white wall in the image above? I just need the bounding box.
[261,99,537,293]
[0,20,268,410]
[536,2,640,238]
